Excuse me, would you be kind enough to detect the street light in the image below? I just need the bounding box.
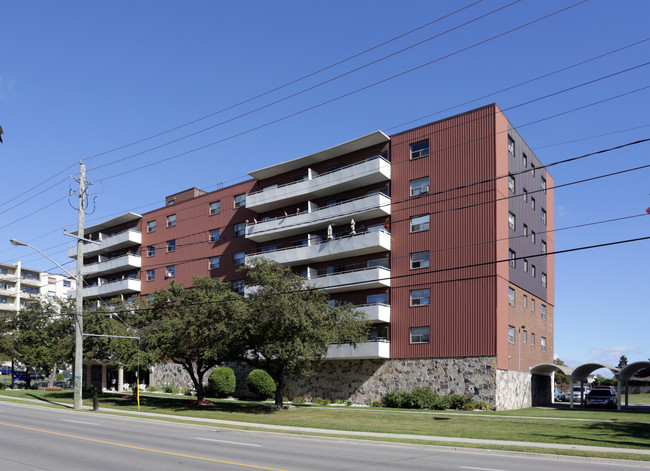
[518,324,526,371]
[9,238,84,411]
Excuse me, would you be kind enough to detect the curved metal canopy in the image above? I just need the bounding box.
[617,361,650,381]
[530,363,574,376]
[571,362,619,382]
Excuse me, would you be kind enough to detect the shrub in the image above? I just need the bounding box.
[335,399,346,404]
[405,388,438,409]
[346,400,353,406]
[369,400,382,408]
[291,396,306,404]
[462,403,475,411]
[382,390,409,408]
[146,385,159,392]
[246,369,276,400]
[475,401,492,411]
[83,384,98,395]
[448,394,472,410]
[208,367,236,398]
[181,387,193,396]
[162,383,179,394]
[56,373,65,381]
[432,395,452,410]
[312,397,331,405]
[0,382,5,390]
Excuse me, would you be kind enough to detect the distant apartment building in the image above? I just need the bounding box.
[69,104,554,409]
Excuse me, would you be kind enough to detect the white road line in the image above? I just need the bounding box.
[194,437,262,447]
[62,419,98,426]
[459,467,505,471]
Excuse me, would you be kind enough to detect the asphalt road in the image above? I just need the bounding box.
[0,402,646,470]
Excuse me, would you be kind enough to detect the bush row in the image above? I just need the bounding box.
[381,388,491,411]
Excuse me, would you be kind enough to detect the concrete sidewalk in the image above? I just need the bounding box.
[2,395,649,457]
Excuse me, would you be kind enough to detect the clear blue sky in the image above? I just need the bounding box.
[1,1,648,372]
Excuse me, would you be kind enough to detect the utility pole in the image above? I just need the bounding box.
[73,162,86,411]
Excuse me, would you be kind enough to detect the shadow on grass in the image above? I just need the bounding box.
[26,392,73,409]
[533,420,650,450]
[99,394,278,415]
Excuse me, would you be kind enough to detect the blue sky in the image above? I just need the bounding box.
[1,0,648,372]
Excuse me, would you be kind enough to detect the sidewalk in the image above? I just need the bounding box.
[2,395,649,457]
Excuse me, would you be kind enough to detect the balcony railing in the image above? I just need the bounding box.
[246,155,391,212]
[74,278,141,299]
[83,254,141,277]
[68,230,142,259]
[245,229,391,266]
[309,266,390,293]
[245,193,390,242]
[354,303,391,323]
[326,339,390,360]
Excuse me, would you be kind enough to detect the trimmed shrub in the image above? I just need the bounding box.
[56,373,65,381]
[162,383,179,394]
[405,388,438,409]
[432,395,452,410]
[448,394,472,410]
[313,397,331,405]
[291,396,306,404]
[208,367,236,398]
[369,400,382,408]
[382,390,409,408]
[475,401,492,411]
[246,369,276,400]
[146,385,159,392]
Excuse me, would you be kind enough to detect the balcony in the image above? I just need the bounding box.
[245,229,391,266]
[246,156,391,212]
[309,267,390,293]
[83,254,141,278]
[0,303,19,312]
[68,230,142,259]
[20,276,42,287]
[75,278,141,299]
[246,193,390,242]
[354,303,391,323]
[326,340,390,360]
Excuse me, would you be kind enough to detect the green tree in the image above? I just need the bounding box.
[553,357,569,385]
[618,355,629,368]
[145,277,245,401]
[238,258,370,407]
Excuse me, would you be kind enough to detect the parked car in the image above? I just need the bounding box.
[572,385,590,401]
[554,388,567,402]
[585,389,617,408]
[0,366,12,375]
[591,385,617,394]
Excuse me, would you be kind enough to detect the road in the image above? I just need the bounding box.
[0,402,645,470]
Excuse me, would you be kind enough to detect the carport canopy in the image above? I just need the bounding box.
[530,363,574,377]
[571,362,619,382]
[617,361,650,381]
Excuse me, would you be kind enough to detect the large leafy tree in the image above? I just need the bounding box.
[553,357,569,385]
[0,298,75,387]
[145,277,246,401]
[239,258,370,407]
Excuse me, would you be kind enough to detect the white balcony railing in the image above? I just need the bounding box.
[246,193,390,242]
[68,230,142,259]
[326,340,390,360]
[245,229,391,266]
[246,156,391,212]
[309,266,390,293]
[354,303,391,323]
[83,254,141,277]
[74,278,141,299]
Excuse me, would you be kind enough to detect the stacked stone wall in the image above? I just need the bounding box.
[495,369,530,410]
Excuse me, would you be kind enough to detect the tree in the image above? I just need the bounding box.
[238,258,370,407]
[145,277,245,401]
[553,357,569,385]
[618,355,629,369]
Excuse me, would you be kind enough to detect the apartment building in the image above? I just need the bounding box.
[0,261,75,316]
[69,104,554,409]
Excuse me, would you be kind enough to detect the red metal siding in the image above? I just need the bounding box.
[390,105,504,359]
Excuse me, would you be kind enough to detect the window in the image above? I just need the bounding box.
[523,330,528,344]
[209,229,220,242]
[233,280,244,294]
[326,265,345,275]
[234,193,246,208]
[523,259,528,272]
[523,224,528,237]
[209,256,220,270]
[367,293,388,305]
[146,270,155,281]
[63,280,72,287]
[508,288,515,306]
[167,214,176,228]
[531,163,536,176]
[531,197,536,210]
[508,174,515,193]
[233,251,245,265]
[541,336,547,352]
[531,298,536,312]
[531,333,535,345]
[165,266,175,278]
[166,240,176,253]
[508,326,515,344]
[0,296,6,304]
[531,265,536,278]
[410,251,429,269]
[410,140,429,159]
[522,153,528,167]
[508,136,515,155]
[234,222,245,237]
[147,245,156,257]
[509,249,516,268]
[410,326,430,344]
[262,246,277,253]
[541,240,547,253]
[541,209,547,225]
[541,272,547,288]
[508,212,516,230]
[410,215,429,233]
[410,176,429,196]
[22,286,38,295]
[541,177,546,193]
[147,220,156,233]
[523,295,528,308]
[541,304,547,320]
[410,288,430,306]
[523,188,528,202]
[47,290,55,297]
[209,201,221,215]
[531,231,536,244]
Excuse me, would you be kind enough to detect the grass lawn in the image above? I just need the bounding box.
[1,389,649,457]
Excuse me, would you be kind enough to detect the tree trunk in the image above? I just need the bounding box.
[48,363,57,388]
[274,375,285,407]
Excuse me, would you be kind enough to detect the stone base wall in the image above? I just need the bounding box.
[152,362,197,390]
[495,369,530,410]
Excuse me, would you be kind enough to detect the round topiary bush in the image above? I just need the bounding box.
[208,367,236,398]
[56,373,65,381]
[246,369,276,400]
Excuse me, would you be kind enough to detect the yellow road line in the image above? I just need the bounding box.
[0,421,287,470]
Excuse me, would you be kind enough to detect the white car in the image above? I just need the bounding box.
[572,385,590,401]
